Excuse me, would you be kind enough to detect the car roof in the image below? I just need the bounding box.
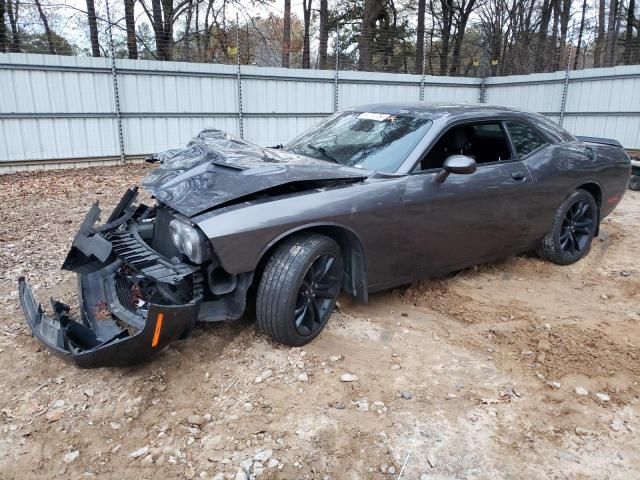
[347,102,528,120]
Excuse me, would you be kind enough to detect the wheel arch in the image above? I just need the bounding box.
[254,223,368,303]
[575,181,602,235]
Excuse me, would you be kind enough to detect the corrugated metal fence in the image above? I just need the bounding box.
[1,53,639,173]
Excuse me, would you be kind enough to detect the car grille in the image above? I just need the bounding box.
[115,270,141,312]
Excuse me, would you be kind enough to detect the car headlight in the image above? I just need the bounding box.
[169,218,210,264]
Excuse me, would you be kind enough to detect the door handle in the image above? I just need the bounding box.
[511,172,527,181]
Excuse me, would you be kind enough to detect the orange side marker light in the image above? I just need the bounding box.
[152,313,164,347]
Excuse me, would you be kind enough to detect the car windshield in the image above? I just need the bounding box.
[284,111,432,172]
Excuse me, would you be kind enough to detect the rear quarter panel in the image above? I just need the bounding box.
[524,141,630,239]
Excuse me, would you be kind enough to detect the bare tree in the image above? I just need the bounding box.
[359,0,386,70]
[140,0,194,60]
[605,0,619,66]
[86,0,100,56]
[534,0,553,71]
[434,0,456,75]
[125,0,138,59]
[181,0,194,60]
[302,0,312,68]
[282,0,291,67]
[573,0,587,69]
[318,0,328,68]
[557,0,572,69]
[34,0,55,54]
[415,0,426,73]
[449,0,478,75]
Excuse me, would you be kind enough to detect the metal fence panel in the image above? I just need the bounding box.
[1,53,639,173]
[485,72,567,113]
[486,65,640,148]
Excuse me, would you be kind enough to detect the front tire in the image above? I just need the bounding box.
[630,175,640,191]
[537,189,598,265]
[256,234,343,346]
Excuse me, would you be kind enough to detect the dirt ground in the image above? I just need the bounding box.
[0,164,638,480]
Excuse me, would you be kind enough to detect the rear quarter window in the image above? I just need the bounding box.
[506,121,547,157]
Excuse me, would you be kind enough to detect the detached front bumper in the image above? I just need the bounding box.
[18,188,202,368]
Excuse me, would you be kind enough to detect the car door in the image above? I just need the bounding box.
[395,120,536,280]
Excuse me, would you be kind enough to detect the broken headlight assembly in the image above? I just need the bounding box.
[169,218,211,264]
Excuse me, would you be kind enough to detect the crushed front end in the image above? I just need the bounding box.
[18,187,204,367]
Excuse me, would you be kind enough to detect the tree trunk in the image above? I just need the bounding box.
[558,0,571,68]
[86,0,100,57]
[623,0,635,64]
[149,0,174,60]
[605,0,618,66]
[573,0,587,69]
[34,0,55,54]
[415,0,426,73]
[438,0,454,75]
[593,0,605,67]
[194,1,201,60]
[125,0,138,59]
[151,0,165,59]
[359,0,385,70]
[161,0,174,60]
[449,0,477,76]
[5,0,20,52]
[318,0,328,69]
[282,0,291,67]
[549,0,560,71]
[427,20,434,74]
[302,0,312,68]
[0,0,7,53]
[182,0,194,60]
[534,0,552,71]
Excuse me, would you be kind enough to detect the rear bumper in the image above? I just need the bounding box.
[18,188,202,368]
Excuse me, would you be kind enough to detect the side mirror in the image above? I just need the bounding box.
[435,155,477,183]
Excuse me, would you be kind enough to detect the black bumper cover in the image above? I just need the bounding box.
[19,277,198,367]
[18,189,201,368]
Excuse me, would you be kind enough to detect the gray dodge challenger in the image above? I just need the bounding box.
[19,103,632,367]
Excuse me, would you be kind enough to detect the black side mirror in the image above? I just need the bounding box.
[435,155,477,183]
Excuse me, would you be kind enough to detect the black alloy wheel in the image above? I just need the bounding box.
[538,189,598,265]
[294,252,342,337]
[559,198,595,256]
[256,234,344,346]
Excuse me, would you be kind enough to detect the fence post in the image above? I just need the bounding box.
[105,0,125,163]
[333,26,339,112]
[236,13,244,139]
[419,34,427,101]
[559,21,576,126]
[479,77,487,104]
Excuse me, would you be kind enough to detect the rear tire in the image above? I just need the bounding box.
[256,234,343,346]
[629,175,640,191]
[537,189,598,265]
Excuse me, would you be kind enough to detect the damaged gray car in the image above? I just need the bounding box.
[19,103,632,367]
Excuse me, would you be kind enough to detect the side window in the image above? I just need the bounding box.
[531,115,575,143]
[419,121,511,171]
[506,122,547,157]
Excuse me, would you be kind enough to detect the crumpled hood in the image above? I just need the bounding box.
[142,129,371,217]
